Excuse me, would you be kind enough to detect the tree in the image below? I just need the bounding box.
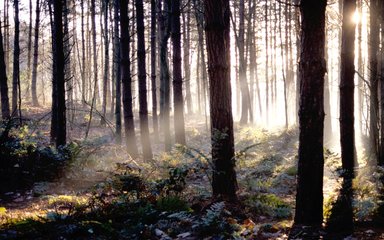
[328,0,356,234]
[369,0,380,164]
[182,3,192,115]
[27,0,33,100]
[204,0,237,200]
[293,0,327,227]
[237,0,252,125]
[114,0,122,144]
[158,0,172,151]
[171,0,186,145]
[101,0,110,125]
[51,0,66,147]
[136,0,153,159]
[0,19,10,119]
[120,0,139,158]
[31,0,41,106]
[12,0,20,117]
[150,0,159,141]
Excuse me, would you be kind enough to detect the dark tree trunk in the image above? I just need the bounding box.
[0,20,10,119]
[294,0,326,226]
[330,0,356,233]
[51,0,66,147]
[158,0,172,151]
[31,0,40,106]
[171,0,186,145]
[238,0,252,125]
[86,0,99,138]
[380,0,384,166]
[101,0,110,125]
[12,0,20,116]
[136,0,153,159]
[204,0,237,200]
[182,4,192,115]
[150,0,159,141]
[369,0,380,164]
[81,0,87,104]
[120,0,139,158]
[114,0,122,144]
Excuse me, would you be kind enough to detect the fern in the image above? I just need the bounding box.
[168,211,195,223]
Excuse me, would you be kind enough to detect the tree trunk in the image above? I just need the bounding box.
[204,0,237,200]
[0,19,10,119]
[294,0,326,226]
[158,0,172,151]
[136,0,153,159]
[171,0,186,145]
[12,0,20,117]
[27,0,33,100]
[101,0,110,125]
[120,0,139,158]
[51,0,66,147]
[150,0,159,141]
[31,0,40,106]
[238,0,251,125]
[114,0,122,144]
[182,3,192,115]
[369,0,380,164]
[331,0,356,233]
[264,0,269,123]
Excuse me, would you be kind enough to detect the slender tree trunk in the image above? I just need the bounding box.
[51,0,66,147]
[369,0,380,164]
[264,1,269,123]
[293,0,326,227]
[357,0,363,134]
[12,0,20,117]
[151,0,159,141]
[379,0,384,166]
[120,0,139,158]
[26,0,33,100]
[182,3,192,115]
[171,0,186,145]
[101,0,110,125]
[0,20,10,119]
[238,0,251,125]
[205,0,237,201]
[31,0,40,106]
[136,0,153,159]
[334,0,356,233]
[159,0,172,151]
[114,0,122,144]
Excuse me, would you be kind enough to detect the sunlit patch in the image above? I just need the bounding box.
[352,10,360,24]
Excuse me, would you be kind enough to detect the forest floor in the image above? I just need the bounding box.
[0,104,383,239]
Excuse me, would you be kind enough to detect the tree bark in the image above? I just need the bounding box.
[0,19,10,119]
[150,0,159,141]
[12,0,20,116]
[51,0,66,147]
[101,0,110,125]
[171,0,186,145]
[294,0,326,226]
[158,0,172,151]
[335,0,356,233]
[136,0,153,159]
[369,0,380,164]
[27,0,33,100]
[120,0,139,158]
[204,0,237,200]
[182,4,192,115]
[114,0,122,144]
[31,0,40,106]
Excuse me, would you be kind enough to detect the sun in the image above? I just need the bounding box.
[352,10,360,24]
